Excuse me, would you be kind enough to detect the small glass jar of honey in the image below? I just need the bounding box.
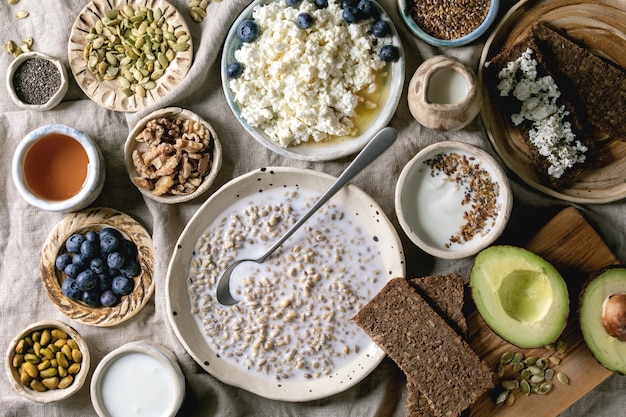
[12,124,105,212]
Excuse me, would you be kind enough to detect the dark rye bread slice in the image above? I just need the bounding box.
[531,22,626,141]
[406,274,468,417]
[353,278,493,417]
[485,34,597,188]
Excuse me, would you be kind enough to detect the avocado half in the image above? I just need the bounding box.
[470,245,569,348]
[579,267,626,374]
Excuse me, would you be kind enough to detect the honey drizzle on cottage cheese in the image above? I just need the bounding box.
[229,0,390,147]
[187,187,386,381]
[495,48,588,179]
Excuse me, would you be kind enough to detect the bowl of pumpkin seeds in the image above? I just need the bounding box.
[5,320,90,403]
[67,0,193,112]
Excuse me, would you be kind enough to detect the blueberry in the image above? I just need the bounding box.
[112,275,134,296]
[100,290,119,307]
[119,239,138,259]
[65,233,85,253]
[82,291,101,307]
[286,0,302,6]
[90,257,108,275]
[372,19,390,38]
[226,61,243,79]
[61,278,82,300]
[342,6,359,23]
[55,253,72,272]
[357,0,373,15]
[98,274,113,291]
[100,234,119,253]
[120,259,141,278]
[379,44,400,62]
[237,19,260,43]
[107,252,126,270]
[64,263,82,279]
[314,0,328,8]
[72,254,88,269]
[76,269,98,291]
[100,227,123,241]
[85,230,99,242]
[341,0,359,8]
[80,239,100,259]
[296,13,313,29]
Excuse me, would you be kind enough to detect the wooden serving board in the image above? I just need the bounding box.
[467,207,619,417]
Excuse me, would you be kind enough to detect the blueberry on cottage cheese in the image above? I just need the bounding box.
[379,44,399,62]
[226,61,244,79]
[237,19,260,43]
[342,6,360,23]
[372,19,390,38]
[314,0,328,8]
[357,0,374,15]
[286,0,303,6]
[297,12,313,28]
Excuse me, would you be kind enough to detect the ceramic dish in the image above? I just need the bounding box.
[398,0,499,47]
[166,167,405,401]
[68,0,193,113]
[6,51,69,111]
[12,124,106,212]
[5,320,90,403]
[221,0,404,161]
[40,207,155,327]
[395,141,512,259]
[91,341,185,417]
[479,0,626,203]
[124,107,222,204]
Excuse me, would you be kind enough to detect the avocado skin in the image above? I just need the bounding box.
[470,245,569,349]
[579,266,626,375]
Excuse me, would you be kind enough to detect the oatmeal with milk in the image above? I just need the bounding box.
[187,186,387,381]
[226,0,400,146]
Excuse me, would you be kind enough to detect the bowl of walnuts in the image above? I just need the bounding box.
[124,107,222,204]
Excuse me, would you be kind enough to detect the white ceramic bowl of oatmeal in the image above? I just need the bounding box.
[124,107,222,204]
[395,141,512,259]
[166,166,405,401]
[221,0,404,161]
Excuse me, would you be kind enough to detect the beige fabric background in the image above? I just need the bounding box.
[1,0,625,416]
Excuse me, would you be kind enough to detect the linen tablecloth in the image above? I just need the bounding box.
[1,0,624,416]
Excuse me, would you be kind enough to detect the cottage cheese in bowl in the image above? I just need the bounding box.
[222,0,404,161]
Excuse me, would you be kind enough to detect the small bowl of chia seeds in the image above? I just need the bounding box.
[398,0,499,47]
[6,51,69,111]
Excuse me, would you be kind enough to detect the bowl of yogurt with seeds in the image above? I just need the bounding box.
[221,0,404,161]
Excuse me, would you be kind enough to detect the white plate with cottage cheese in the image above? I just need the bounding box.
[165,167,405,401]
[221,0,405,161]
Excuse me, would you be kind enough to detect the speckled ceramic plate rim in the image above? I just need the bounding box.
[165,167,406,401]
[67,0,193,113]
[478,0,626,203]
[221,0,405,161]
[40,207,155,327]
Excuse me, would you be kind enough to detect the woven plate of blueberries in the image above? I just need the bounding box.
[40,207,155,327]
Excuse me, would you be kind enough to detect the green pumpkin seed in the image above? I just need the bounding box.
[501,379,518,390]
[538,382,552,394]
[524,356,537,366]
[557,340,567,354]
[495,390,508,406]
[548,356,561,366]
[557,372,569,385]
[520,380,531,395]
[544,368,555,381]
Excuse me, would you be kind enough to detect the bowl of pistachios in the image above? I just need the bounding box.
[5,320,90,403]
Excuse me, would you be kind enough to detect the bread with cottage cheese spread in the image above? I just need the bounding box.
[530,22,626,141]
[485,31,598,188]
[353,277,493,417]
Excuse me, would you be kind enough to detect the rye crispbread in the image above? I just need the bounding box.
[353,277,493,417]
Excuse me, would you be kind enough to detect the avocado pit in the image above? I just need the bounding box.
[602,293,626,341]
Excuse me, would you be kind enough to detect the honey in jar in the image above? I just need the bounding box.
[23,133,89,201]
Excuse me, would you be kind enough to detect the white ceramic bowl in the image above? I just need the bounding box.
[12,124,105,212]
[221,0,404,161]
[6,51,69,111]
[90,341,185,417]
[5,320,90,403]
[124,107,222,204]
[166,167,405,401]
[395,141,512,259]
[398,0,499,47]
[407,55,482,131]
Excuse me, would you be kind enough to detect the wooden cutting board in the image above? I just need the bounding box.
[467,207,619,417]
